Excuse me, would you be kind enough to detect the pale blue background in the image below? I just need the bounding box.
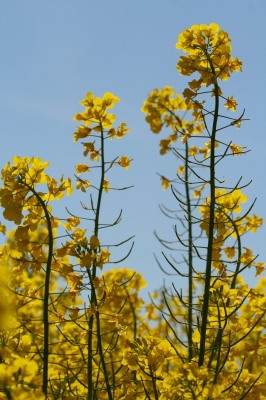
[1,1,265,302]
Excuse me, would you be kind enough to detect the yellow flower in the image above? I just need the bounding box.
[73,126,91,142]
[113,122,130,139]
[64,217,80,230]
[14,225,30,240]
[192,328,201,344]
[100,112,116,129]
[122,351,139,371]
[45,174,73,200]
[176,23,220,52]
[188,79,202,91]
[82,142,99,161]
[79,91,94,107]
[181,131,191,143]
[72,228,87,240]
[101,92,120,109]
[79,252,95,269]
[205,140,219,150]
[90,235,100,250]
[159,133,178,156]
[182,88,196,105]
[96,249,111,269]
[224,96,238,111]
[76,177,91,192]
[103,179,111,193]
[189,145,198,156]
[230,143,243,155]
[177,165,185,175]
[118,156,130,170]
[199,146,209,159]
[192,190,201,200]
[245,213,263,233]
[240,247,254,266]
[0,222,6,235]
[161,176,170,190]
[255,262,266,277]
[66,272,83,293]
[159,139,171,155]
[224,246,236,259]
[75,163,90,175]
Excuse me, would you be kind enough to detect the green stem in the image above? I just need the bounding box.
[87,274,94,399]
[87,122,112,400]
[149,366,159,400]
[198,56,219,367]
[21,181,53,397]
[207,213,242,371]
[184,142,193,361]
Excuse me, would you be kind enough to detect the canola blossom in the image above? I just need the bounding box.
[0,23,264,400]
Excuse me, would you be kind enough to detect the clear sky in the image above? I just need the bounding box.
[1,1,266,303]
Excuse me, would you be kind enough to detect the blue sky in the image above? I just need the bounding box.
[1,1,266,303]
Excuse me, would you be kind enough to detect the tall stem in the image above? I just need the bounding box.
[22,182,53,396]
[185,142,193,361]
[88,122,112,400]
[198,58,219,367]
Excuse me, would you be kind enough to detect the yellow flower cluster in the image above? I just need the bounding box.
[0,156,72,224]
[142,86,204,166]
[176,23,242,85]
[73,92,131,194]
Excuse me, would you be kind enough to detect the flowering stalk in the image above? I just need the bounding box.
[142,23,265,398]
[87,120,112,400]
[184,141,194,361]
[72,92,132,399]
[198,55,219,367]
[142,86,204,363]
[17,179,54,395]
